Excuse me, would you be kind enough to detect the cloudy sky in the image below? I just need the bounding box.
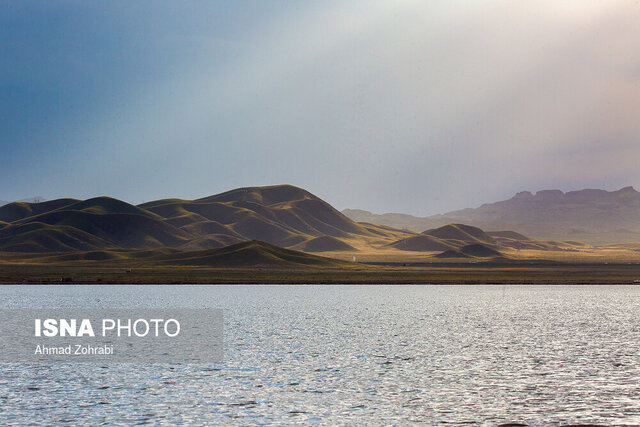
[2,1,640,215]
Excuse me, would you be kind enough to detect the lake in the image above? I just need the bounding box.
[1,284,640,425]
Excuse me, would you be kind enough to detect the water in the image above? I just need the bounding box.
[1,284,640,426]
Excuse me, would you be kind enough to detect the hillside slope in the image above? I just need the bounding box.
[388,224,496,252]
[0,185,413,253]
[0,197,190,252]
[387,223,567,257]
[140,185,411,250]
[152,240,355,268]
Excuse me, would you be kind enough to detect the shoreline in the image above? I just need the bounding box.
[5,281,640,285]
[2,262,640,285]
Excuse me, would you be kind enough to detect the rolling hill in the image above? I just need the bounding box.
[0,198,78,223]
[385,223,569,259]
[460,244,503,258]
[0,185,609,263]
[137,185,412,251]
[388,234,457,252]
[0,197,190,252]
[423,223,495,244]
[432,244,504,260]
[0,197,46,209]
[344,186,640,244]
[140,185,368,245]
[0,185,412,253]
[153,240,355,268]
[292,235,357,252]
[388,224,496,252]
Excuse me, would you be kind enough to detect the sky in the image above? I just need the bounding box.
[2,1,640,215]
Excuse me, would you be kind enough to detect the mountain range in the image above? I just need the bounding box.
[344,187,640,244]
[0,185,412,253]
[1,184,637,262]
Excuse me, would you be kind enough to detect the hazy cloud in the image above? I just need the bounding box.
[2,1,639,214]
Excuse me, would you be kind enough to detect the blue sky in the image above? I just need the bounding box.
[2,1,640,215]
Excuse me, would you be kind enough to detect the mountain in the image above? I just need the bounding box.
[0,185,412,253]
[344,187,640,244]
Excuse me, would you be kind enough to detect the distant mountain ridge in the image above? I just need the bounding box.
[344,187,640,244]
[0,185,412,253]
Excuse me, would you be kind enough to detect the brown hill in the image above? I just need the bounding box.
[295,235,356,252]
[139,184,408,250]
[0,223,111,252]
[423,224,495,244]
[433,249,470,259]
[487,230,531,240]
[486,230,559,250]
[153,240,354,268]
[344,186,640,244]
[460,244,503,258]
[0,185,412,253]
[65,197,161,218]
[387,234,456,252]
[0,198,79,223]
[0,197,189,252]
[433,244,503,260]
[387,223,564,253]
[389,224,495,252]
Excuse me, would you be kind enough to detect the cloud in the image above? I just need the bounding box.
[2,1,640,213]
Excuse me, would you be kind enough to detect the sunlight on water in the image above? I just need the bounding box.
[1,284,640,425]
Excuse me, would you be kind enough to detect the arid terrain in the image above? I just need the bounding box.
[1,184,640,284]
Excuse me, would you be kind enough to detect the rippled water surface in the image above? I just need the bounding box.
[2,284,640,425]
